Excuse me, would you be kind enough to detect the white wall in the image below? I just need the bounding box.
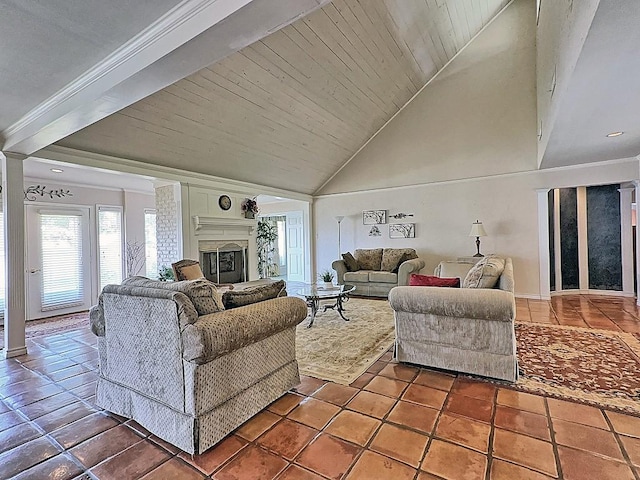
[319,0,537,195]
[314,159,639,297]
[536,0,600,166]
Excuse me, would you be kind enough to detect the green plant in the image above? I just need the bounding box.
[158,265,175,282]
[256,220,279,279]
[318,269,335,282]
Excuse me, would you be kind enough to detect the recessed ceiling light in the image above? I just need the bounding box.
[606,131,624,137]
[50,168,64,173]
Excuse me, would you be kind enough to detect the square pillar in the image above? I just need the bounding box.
[2,152,27,358]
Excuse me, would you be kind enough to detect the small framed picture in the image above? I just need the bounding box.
[389,223,415,238]
[363,210,387,225]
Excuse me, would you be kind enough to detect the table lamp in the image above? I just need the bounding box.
[468,220,487,257]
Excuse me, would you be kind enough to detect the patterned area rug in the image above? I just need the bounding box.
[296,297,395,385]
[515,322,640,415]
[0,312,89,349]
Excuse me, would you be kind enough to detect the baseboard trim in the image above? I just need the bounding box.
[515,294,547,300]
[3,345,27,359]
[550,289,635,298]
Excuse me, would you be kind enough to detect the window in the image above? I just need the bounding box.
[0,212,4,316]
[41,212,85,310]
[98,207,123,291]
[145,209,157,279]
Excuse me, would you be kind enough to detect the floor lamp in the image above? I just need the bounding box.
[335,216,344,258]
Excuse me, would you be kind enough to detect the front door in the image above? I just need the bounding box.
[26,205,92,320]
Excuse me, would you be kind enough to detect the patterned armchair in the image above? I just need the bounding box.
[90,278,307,454]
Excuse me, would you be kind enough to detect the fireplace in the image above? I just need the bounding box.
[199,240,249,284]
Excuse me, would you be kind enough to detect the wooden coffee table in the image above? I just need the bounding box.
[296,284,356,328]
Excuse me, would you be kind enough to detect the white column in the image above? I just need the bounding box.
[2,152,27,358]
[536,189,551,300]
[576,186,589,292]
[619,187,635,295]
[635,181,640,305]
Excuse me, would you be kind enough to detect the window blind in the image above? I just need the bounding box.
[98,207,123,291]
[40,213,84,310]
[145,210,157,279]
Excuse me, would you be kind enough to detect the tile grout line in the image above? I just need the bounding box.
[545,397,564,480]
[603,411,640,480]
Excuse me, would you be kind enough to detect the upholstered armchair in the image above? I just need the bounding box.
[90,278,307,454]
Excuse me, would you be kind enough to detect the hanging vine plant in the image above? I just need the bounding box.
[256,220,279,279]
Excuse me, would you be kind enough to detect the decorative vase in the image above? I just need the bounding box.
[323,281,334,288]
[245,211,255,219]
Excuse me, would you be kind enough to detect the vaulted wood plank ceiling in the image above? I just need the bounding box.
[57,0,510,194]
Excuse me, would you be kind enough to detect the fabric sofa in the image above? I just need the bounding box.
[90,278,307,454]
[388,257,517,382]
[332,248,425,297]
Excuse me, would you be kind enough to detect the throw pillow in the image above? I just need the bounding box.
[222,280,287,309]
[392,252,416,273]
[381,248,418,272]
[122,276,225,315]
[354,248,383,271]
[342,252,359,271]
[462,256,506,289]
[409,274,460,287]
[178,264,204,280]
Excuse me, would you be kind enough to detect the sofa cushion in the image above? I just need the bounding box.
[369,271,398,284]
[354,248,383,271]
[344,271,370,283]
[381,248,418,272]
[221,280,286,309]
[409,273,460,287]
[435,261,476,279]
[342,252,359,271]
[122,277,224,315]
[463,256,506,289]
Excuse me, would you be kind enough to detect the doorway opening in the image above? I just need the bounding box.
[256,195,310,284]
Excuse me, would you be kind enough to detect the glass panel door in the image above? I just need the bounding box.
[27,206,91,319]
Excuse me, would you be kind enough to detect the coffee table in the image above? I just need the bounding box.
[296,284,356,328]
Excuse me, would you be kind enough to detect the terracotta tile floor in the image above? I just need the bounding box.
[1,294,640,479]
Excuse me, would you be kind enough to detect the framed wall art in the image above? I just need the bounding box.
[389,223,415,238]
[363,210,387,225]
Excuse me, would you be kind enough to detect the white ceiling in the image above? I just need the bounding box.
[23,157,155,192]
[0,0,182,132]
[56,0,510,194]
[541,0,640,168]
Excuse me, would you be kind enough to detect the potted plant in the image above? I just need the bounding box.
[318,269,335,288]
[241,197,259,219]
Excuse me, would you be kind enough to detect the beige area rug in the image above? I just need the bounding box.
[0,312,89,349]
[296,297,395,385]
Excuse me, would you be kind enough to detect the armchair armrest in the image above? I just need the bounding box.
[182,296,308,363]
[388,286,515,322]
[397,258,426,286]
[332,260,348,284]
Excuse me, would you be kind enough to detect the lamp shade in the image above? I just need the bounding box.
[335,215,345,223]
[468,221,487,237]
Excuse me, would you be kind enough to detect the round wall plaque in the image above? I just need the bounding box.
[218,195,232,211]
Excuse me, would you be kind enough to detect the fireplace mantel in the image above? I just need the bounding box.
[192,215,256,235]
